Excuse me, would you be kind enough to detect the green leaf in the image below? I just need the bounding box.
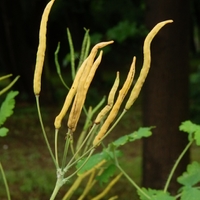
[180,187,200,200]
[128,127,153,142]
[179,121,200,143]
[137,188,175,200]
[96,164,116,185]
[194,129,200,146]
[177,161,200,187]
[0,90,18,126]
[0,127,8,137]
[111,127,154,149]
[76,152,108,175]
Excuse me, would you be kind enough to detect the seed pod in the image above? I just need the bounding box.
[67,51,103,132]
[94,72,120,124]
[93,57,136,146]
[54,57,88,129]
[125,20,173,110]
[33,0,55,95]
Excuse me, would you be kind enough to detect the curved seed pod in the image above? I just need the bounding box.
[93,57,136,146]
[54,58,88,129]
[33,0,55,95]
[86,41,114,73]
[67,51,103,132]
[94,72,120,124]
[125,20,173,110]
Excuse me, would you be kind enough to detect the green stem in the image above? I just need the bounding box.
[54,42,69,90]
[64,149,95,180]
[35,95,57,168]
[65,125,96,169]
[50,176,64,200]
[61,131,71,170]
[55,129,59,168]
[0,75,20,95]
[107,109,127,135]
[164,139,194,193]
[0,162,11,200]
[113,149,150,200]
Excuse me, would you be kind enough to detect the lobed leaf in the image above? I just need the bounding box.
[0,91,18,126]
[111,127,154,149]
[179,121,200,144]
[180,186,200,200]
[137,188,175,200]
[96,164,116,186]
[177,161,200,187]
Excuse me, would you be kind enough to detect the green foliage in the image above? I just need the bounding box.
[0,90,18,137]
[180,187,200,200]
[76,152,109,175]
[109,127,154,148]
[137,188,175,200]
[177,161,200,187]
[96,164,116,186]
[179,120,200,145]
[106,20,147,43]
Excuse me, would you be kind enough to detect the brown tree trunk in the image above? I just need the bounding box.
[142,0,190,193]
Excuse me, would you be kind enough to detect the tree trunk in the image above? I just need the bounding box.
[142,0,190,193]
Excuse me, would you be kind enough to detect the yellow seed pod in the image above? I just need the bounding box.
[54,57,88,129]
[33,0,55,95]
[93,57,136,146]
[94,72,120,124]
[107,72,120,106]
[67,51,103,132]
[125,20,173,110]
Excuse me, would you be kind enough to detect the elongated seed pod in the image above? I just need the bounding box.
[94,72,120,124]
[67,51,103,132]
[33,0,55,95]
[125,20,173,110]
[93,57,136,146]
[54,58,88,129]
[86,41,114,73]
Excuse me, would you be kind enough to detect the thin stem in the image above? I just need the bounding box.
[0,75,20,95]
[61,130,71,170]
[55,129,59,168]
[35,95,57,167]
[54,42,69,90]
[64,149,95,180]
[65,125,97,169]
[0,162,11,200]
[164,139,194,193]
[107,109,127,135]
[113,149,150,200]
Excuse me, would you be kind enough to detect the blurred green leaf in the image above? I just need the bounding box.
[177,161,200,187]
[137,188,175,200]
[0,127,8,137]
[179,121,200,145]
[0,91,18,126]
[180,187,200,200]
[110,127,154,149]
[76,152,108,175]
[96,164,116,185]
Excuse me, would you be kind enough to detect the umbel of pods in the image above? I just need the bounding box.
[54,21,173,141]
[32,1,173,198]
